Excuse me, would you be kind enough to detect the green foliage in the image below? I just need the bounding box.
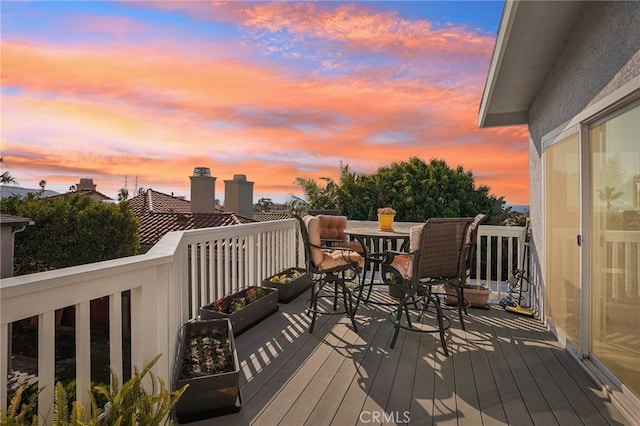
[53,381,97,426]
[294,157,507,224]
[0,386,39,425]
[94,353,187,426]
[0,193,140,275]
[2,355,187,426]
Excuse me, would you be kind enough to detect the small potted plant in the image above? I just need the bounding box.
[199,286,279,335]
[444,283,491,309]
[377,206,396,231]
[263,267,313,303]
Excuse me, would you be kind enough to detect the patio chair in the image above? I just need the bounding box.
[382,217,473,356]
[295,214,364,333]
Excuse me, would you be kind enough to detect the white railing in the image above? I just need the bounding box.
[0,219,299,424]
[0,219,524,423]
[474,225,528,300]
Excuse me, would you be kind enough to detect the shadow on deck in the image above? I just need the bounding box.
[184,290,629,426]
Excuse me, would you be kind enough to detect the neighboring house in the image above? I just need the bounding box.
[0,214,33,278]
[479,1,640,420]
[56,178,114,202]
[128,168,256,251]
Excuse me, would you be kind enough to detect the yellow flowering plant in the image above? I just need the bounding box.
[268,269,303,284]
[377,206,396,215]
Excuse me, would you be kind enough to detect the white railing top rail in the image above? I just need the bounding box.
[0,252,171,324]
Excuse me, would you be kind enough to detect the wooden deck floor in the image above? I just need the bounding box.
[184,290,629,426]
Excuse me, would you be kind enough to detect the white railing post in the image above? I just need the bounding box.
[37,310,55,424]
[75,301,91,410]
[0,323,8,414]
[109,292,123,384]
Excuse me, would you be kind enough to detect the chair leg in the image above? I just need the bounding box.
[432,294,449,357]
[333,281,339,311]
[403,301,413,329]
[346,286,358,332]
[457,287,466,330]
[309,282,320,333]
[390,296,407,349]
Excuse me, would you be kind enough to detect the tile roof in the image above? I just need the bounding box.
[128,189,191,215]
[128,190,257,247]
[252,211,293,221]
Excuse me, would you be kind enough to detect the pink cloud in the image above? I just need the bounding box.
[1,4,529,205]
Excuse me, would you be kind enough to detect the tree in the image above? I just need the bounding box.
[255,197,275,212]
[0,157,18,185]
[1,193,140,275]
[294,157,506,224]
[118,187,129,202]
[38,180,46,197]
[597,185,624,211]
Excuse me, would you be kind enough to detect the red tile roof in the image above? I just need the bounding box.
[128,190,256,247]
[128,189,191,214]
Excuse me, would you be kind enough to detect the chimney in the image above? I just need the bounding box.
[77,178,96,191]
[190,167,216,214]
[224,174,254,217]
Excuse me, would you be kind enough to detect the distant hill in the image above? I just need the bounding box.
[0,185,60,199]
[507,204,530,214]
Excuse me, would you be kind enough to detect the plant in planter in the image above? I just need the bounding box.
[444,283,491,309]
[173,319,241,422]
[200,286,279,335]
[181,325,235,378]
[264,267,313,303]
[377,206,396,231]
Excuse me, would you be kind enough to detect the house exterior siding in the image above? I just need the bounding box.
[526,1,640,314]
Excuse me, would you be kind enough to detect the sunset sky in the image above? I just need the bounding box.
[1,1,529,205]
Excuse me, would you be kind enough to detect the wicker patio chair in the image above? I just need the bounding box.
[382,217,473,356]
[295,214,363,333]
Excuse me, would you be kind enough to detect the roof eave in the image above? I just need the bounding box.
[478,0,520,128]
[478,1,588,129]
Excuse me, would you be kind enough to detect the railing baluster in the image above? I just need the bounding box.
[109,293,123,384]
[37,310,55,424]
[76,301,91,410]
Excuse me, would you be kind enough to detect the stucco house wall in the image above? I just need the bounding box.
[525,1,640,312]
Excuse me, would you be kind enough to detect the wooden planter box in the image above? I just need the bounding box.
[263,268,313,303]
[200,286,279,336]
[173,318,241,422]
[445,285,491,309]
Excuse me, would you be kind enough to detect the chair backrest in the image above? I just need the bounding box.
[316,214,349,242]
[464,213,488,271]
[413,217,473,280]
[294,214,323,271]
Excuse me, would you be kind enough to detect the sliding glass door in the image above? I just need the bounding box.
[589,104,640,397]
[545,132,581,345]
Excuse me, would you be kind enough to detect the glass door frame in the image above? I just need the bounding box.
[542,123,585,359]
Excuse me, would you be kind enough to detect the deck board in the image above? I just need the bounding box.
[184,290,630,426]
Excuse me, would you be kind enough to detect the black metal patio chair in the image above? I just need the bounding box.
[382,217,473,356]
[295,214,363,333]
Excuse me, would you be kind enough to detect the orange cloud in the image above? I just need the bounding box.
[1,3,529,205]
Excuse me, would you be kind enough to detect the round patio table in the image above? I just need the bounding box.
[344,224,412,307]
